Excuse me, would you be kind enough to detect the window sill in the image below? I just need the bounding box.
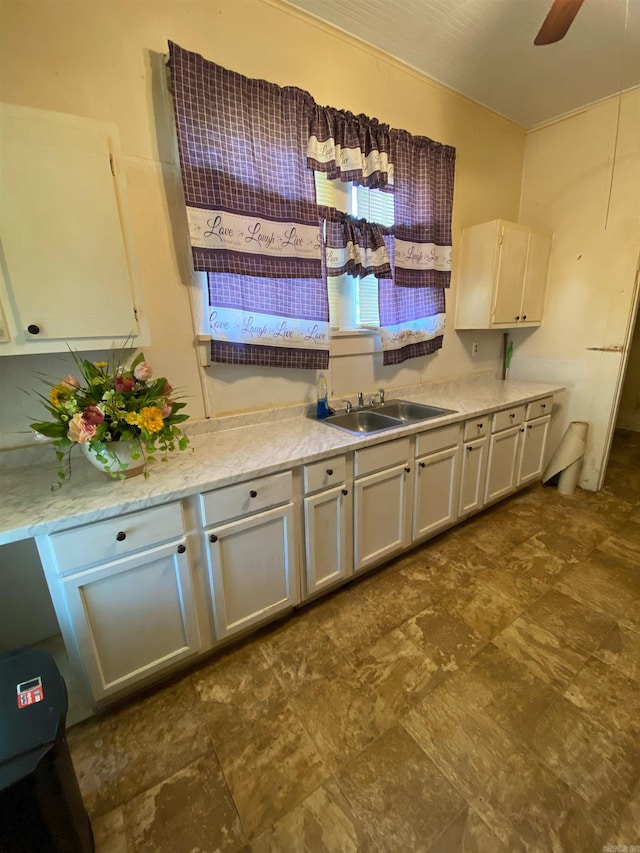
[330,328,381,357]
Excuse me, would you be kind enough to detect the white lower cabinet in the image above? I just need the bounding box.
[485,424,523,504]
[37,502,201,704]
[519,414,551,484]
[413,424,461,540]
[201,472,299,640]
[459,436,489,516]
[62,542,199,701]
[353,437,412,572]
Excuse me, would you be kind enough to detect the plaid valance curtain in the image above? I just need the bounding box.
[169,41,329,369]
[169,41,455,369]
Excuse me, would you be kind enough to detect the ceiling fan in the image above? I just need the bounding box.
[534,0,585,45]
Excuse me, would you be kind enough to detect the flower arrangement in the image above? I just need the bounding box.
[30,349,189,484]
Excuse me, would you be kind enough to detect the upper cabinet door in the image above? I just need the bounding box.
[0,103,148,353]
[521,229,552,323]
[492,222,529,325]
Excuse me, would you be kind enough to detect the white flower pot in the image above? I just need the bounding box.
[81,440,145,478]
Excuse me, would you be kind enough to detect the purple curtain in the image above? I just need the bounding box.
[308,105,392,189]
[323,211,391,279]
[169,41,329,369]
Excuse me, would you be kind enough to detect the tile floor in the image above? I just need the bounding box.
[68,429,640,852]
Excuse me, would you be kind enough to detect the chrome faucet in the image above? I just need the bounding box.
[368,388,386,407]
[357,391,364,409]
[339,399,353,414]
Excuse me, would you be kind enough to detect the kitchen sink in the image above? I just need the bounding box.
[370,399,457,422]
[324,409,403,435]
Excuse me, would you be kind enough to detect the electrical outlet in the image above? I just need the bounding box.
[472,341,479,357]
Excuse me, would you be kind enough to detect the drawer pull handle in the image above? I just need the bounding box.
[342,489,348,496]
[27,324,40,335]
[419,461,426,468]
[478,422,483,429]
[249,490,258,498]
[541,403,546,409]
[527,424,533,430]
[405,466,411,473]
[326,468,333,476]
[116,531,127,542]
[177,544,186,554]
[509,413,515,419]
[209,534,218,543]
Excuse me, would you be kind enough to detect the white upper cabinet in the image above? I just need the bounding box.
[454,219,552,330]
[0,103,148,354]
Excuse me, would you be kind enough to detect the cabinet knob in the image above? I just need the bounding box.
[326,468,333,476]
[515,315,520,321]
[116,531,126,542]
[249,490,257,498]
[509,413,515,419]
[541,403,546,409]
[177,544,186,554]
[27,324,40,335]
[467,446,473,451]
[405,466,411,473]
[209,534,218,543]
[478,423,483,429]
[522,315,527,320]
[520,428,525,433]
[527,424,533,429]
[419,461,426,468]
[342,488,348,496]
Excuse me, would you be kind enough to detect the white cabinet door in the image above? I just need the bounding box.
[485,425,522,504]
[493,222,529,325]
[62,541,200,702]
[519,415,551,485]
[206,503,298,639]
[0,102,147,353]
[459,437,488,516]
[521,229,552,323]
[354,463,411,572]
[413,445,460,541]
[304,485,350,597]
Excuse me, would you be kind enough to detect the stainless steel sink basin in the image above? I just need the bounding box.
[370,399,457,422]
[324,410,403,435]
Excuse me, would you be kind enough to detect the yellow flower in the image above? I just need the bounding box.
[125,412,139,426]
[138,406,165,434]
[94,361,108,368]
[50,385,63,406]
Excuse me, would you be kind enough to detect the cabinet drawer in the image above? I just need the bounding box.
[526,397,553,420]
[463,417,489,442]
[415,423,461,457]
[304,456,346,494]
[354,437,411,478]
[49,502,185,575]
[200,470,292,528]
[492,405,525,433]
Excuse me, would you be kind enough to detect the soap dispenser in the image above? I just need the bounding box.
[316,373,330,419]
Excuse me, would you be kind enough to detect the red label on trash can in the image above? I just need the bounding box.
[16,676,44,708]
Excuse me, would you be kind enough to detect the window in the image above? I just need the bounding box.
[314,173,394,331]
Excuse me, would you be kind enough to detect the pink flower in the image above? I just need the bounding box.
[60,375,80,391]
[163,382,173,396]
[82,406,104,426]
[114,375,136,393]
[67,413,97,443]
[162,401,173,418]
[133,361,153,381]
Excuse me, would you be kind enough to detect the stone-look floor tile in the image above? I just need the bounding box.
[471,750,616,853]
[557,552,640,625]
[552,506,620,550]
[122,755,245,853]
[68,716,119,818]
[505,536,578,582]
[286,657,396,772]
[112,677,210,802]
[476,561,549,611]
[493,590,615,688]
[335,724,465,853]
[260,611,345,693]
[312,582,400,664]
[422,533,492,577]
[440,643,559,743]
[193,643,328,836]
[564,654,640,736]
[526,528,594,563]
[437,580,523,642]
[402,601,485,676]
[609,779,640,846]
[525,696,640,815]
[402,682,520,800]
[356,627,442,716]
[250,777,379,853]
[595,622,640,684]
[92,807,127,853]
[425,806,511,853]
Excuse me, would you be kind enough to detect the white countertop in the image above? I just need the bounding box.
[0,375,564,544]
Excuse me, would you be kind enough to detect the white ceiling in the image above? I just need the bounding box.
[282,0,640,128]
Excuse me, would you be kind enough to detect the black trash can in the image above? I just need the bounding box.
[0,647,94,853]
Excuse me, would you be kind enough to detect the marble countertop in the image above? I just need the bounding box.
[0,375,564,545]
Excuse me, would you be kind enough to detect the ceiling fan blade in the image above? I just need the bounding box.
[534,0,585,45]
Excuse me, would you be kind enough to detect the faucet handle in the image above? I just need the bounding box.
[357,391,364,408]
[378,387,385,404]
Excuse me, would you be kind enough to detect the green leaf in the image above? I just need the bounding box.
[30,421,67,438]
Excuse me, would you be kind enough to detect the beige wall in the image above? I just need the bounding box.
[0,0,525,447]
[512,89,640,490]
